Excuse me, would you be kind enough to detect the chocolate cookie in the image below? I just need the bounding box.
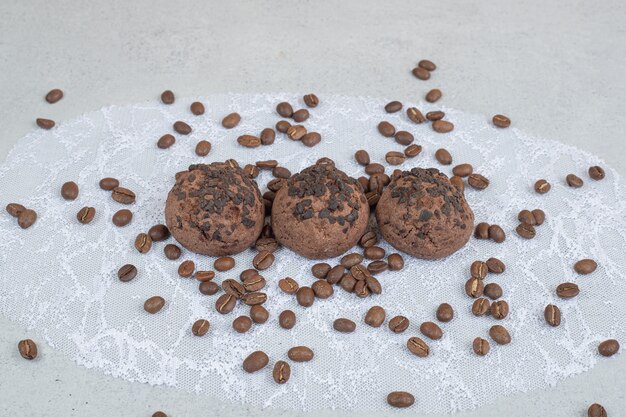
[165,162,264,256]
[271,160,369,259]
[376,168,474,259]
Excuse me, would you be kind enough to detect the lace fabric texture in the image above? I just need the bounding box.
[0,94,624,413]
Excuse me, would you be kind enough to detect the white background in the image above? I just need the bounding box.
[0,1,625,416]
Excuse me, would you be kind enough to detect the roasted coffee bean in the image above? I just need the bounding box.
[402,145,421,160]
[296,286,315,307]
[253,251,275,270]
[237,134,261,148]
[516,222,536,239]
[365,275,382,293]
[222,279,245,298]
[389,316,409,333]
[359,231,378,248]
[354,280,370,298]
[420,321,443,340]
[418,59,436,71]
[407,337,429,357]
[326,265,345,284]
[255,128,275,147]
[490,300,509,319]
[367,261,388,275]
[243,292,267,306]
[118,264,137,282]
[233,316,253,333]
[77,207,96,224]
[566,174,584,188]
[364,163,385,176]
[436,303,454,322]
[292,108,309,123]
[489,325,511,345]
[238,269,257,282]
[134,233,152,253]
[195,140,211,156]
[574,259,597,275]
[588,165,605,181]
[222,112,241,129]
[426,110,445,121]
[195,271,215,282]
[112,187,136,204]
[225,159,240,169]
[243,164,260,179]
[213,257,235,272]
[532,209,545,225]
[112,209,132,227]
[534,179,551,194]
[250,305,269,324]
[470,260,488,279]
[333,318,356,333]
[362,246,384,260]
[435,148,452,165]
[484,283,503,300]
[173,121,192,135]
[164,244,181,260]
[472,298,491,316]
[312,280,334,299]
[473,337,490,356]
[144,296,165,314]
[407,107,426,124]
[99,177,119,190]
[387,391,415,409]
[267,178,287,192]
[432,120,454,133]
[364,306,386,327]
[288,346,314,362]
[492,114,511,128]
[450,175,465,192]
[368,174,386,193]
[273,360,291,384]
[412,66,431,80]
[191,319,210,336]
[598,339,620,357]
[588,403,607,417]
[188,101,205,115]
[279,310,296,329]
[486,257,505,273]
[474,222,490,239]
[518,209,536,225]
[341,253,363,268]
[45,88,63,104]
[160,90,175,104]
[354,150,370,166]
[351,264,372,281]
[426,88,442,103]
[146,224,168,241]
[302,132,322,147]
[18,339,38,360]
[243,351,269,373]
[340,273,357,292]
[357,177,369,193]
[242,275,266,293]
[465,277,484,298]
[61,181,79,200]
[178,260,195,277]
[303,93,319,108]
[272,166,291,179]
[312,263,331,279]
[157,133,175,149]
[385,151,406,165]
[468,173,489,190]
[255,160,278,171]
[6,203,25,217]
[387,253,404,271]
[488,225,506,243]
[276,120,291,133]
[215,294,236,314]
[199,280,219,295]
[452,164,473,177]
[544,304,561,327]
[288,124,308,140]
[278,277,299,294]
[36,118,55,129]
[385,101,402,113]
[276,102,294,117]
[378,121,396,137]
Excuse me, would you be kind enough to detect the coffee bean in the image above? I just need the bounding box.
[161,90,175,104]
[387,391,415,409]
[189,318,210,336]
[272,360,291,385]
[246,305,268,325]
[134,232,152,253]
[400,146,421,162]
[243,292,267,306]
[339,273,357,292]
[302,132,322,147]
[329,318,356,334]
[588,403,607,417]
[187,101,204,115]
[470,260,487,279]
[194,140,211,156]
[6,203,25,217]
[311,263,331,279]
[118,264,137,282]
[566,174,584,188]
[312,280,334,299]
[473,337,490,356]
[492,114,511,128]
[178,260,195,277]
[435,148,452,165]
[222,112,241,129]
[351,264,373,281]
[385,151,406,165]
[61,181,79,200]
[173,121,192,135]
[534,179,551,194]
[364,306,386,327]
[598,339,620,357]
[288,346,314,361]
[145,224,168,242]
[243,275,266,293]
[303,93,319,108]
[279,310,296,329]
[544,304,561,327]
[340,253,363,269]
[475,222,490,239]
[516,223,536,239]
[436,303,454,322]
[45,88,63,104]
[243,351,269,373]
[199,280,219,295]
[292,108,309,123]
[364,163,384,175]
[272,166,291,179]
[465,277,484,298]
[426,110,445,121]
[195,271,215,282]
[110,209,132,227]
[222,279,245,299]
[420,321,443,340]
[354,280,370,298]
[382,101,401,113]
[489,325,511,345]
[296,286,315,307]
[354,150,370,166]
[367,261,388,276]
[144,296,165,314]
[253,251,275,270]
[361,247,383,261]
[325,265,344,285]
[233,316,253,333]
[432,120,454,133]
[258,127,276,145]
[111,187,136,204]
[406,337,429,357]
[359,231,378,248]
[488,225,506,243]
[164,244,181,260]
[588,166,605,180]
[387,253,404,271]
[276,102,294,117]
[418,59,436,71]
[77,207,96,224]
[472,298,491,316]
[486,257,505,273]
[364,275,381,294]
[238,269,257,282]
[484,283,503,300]
[367,173,385,193]
[278,277,299,294]
[574,259,597,275]
[412,66,430,80]
[242,164,259,179]
[389,315,409,333]
[518,209,536,225]
[287,124,307,140]
[532,209,545,225]
[276,120,291,133]
[452,164,473,177]
[407,107,426,124]
[18,339,38,360]
[468,173,489,190]
[378,121,396,137]
[212,257,234,272]
[36,118,55,129]
[490,300,509,319]
[237,134,261,148]
[99,177,119,190]
[426,88,442,103]
[450,175,465,192]
[215,294,237,314]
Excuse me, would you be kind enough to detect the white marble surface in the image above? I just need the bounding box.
[0,0,624,416]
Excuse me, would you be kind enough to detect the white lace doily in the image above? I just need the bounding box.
[1,94,625,414]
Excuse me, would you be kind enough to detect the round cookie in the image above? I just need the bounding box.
[376,167,474,259]
[165,162,265,256]
[271,160,369,259]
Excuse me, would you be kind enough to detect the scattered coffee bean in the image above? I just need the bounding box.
[253,251,275,270]
[278,277,299,294]
[365,163,384,175]
[472,298,491,316]
[354,280,370,297]
[243,275,266,292]
[516,223,536,239]
[243,164,260,179]
[389,315,409,333]
[243,292,267,306]
[598,339,620,357]
[432,120,454,133]
[588,403,607,417]
[296,286,315,307]
[213,257,235,272]
[364,306,386,327]
[532,209,545,225]
[302,132,322,147]
[312,280,334,299]
[190,101,205,115]
[387,253,404,271]
[426,110,445,121]
[588,166,605,181]
[36,118,55,129]
[45,88,63,104]
[287,125,307,140]
[453,164,473,177]
[279,310,296,329]
[250,305,269,324]
[360,231,378,248]
[470,260,488,279]
[292,109,309,123]
[164,244,181,260]
[534,179,551,194]
[367,261,389,276]
[191,319,210,336]
[436,303,454,322]
[407,107,426,124]
[488,225,506,243]
[111,187,136,204]
[160,90,175,104]
[492,114,511,128]
[490,300,509,319]
[355,150,370,166]
[242,351,269,373]
[412,66,430,80]
[222,112,241,129]
[147,224,169,241]
[418,59,436,71]
[195,140,211,156]
[426,88,442,103]
[215,294,236,314]
[574,259,597,275]
[385,101,403,113]
[6,203,25,217]
[195,271,215,282]
[118,264,137,282]
[450,175,465,192]
[468,173,489,190]
[518,209,536,225]
[385,151,406,165]
[173,121,192,135]
[566,174,584,188]
[260,127,276,145]
[475,222,490,239]
[341,253,363,268]
[276,120,291,133]
[288,346,314,362]
[465,277,484,298]
[544,304,561,327]
[363,246,384,260]
[351,264,373,282]
[273,360,291,384]
[484,283,503,300]
[77,207,96,224]
[435,148,452,165]
[178,260,195,278]
[340,273,357,292]
[556,282,579,298]
[144,296,165,314]
[303,93,319,108]
[323,265,342,285]
[486,257,505,273]
[199,280,219,295]
[134,232,152,253]
[233,315,253,333]
[489,325,511,345]
[420,321,443,340]
[111,209,132,227]
[406,337,429,357]
[61,181,79,200]
[378,121,396,137]
[276,102,294,117]
[152,412,167,417]
[99,177,119,190]
[237,135,261,148]
[18,339,38,360]
[272,166,291,179]
[473,337,490,356]
[312,263,331,279]
[404,144,422,158]
[222,279,245,299]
